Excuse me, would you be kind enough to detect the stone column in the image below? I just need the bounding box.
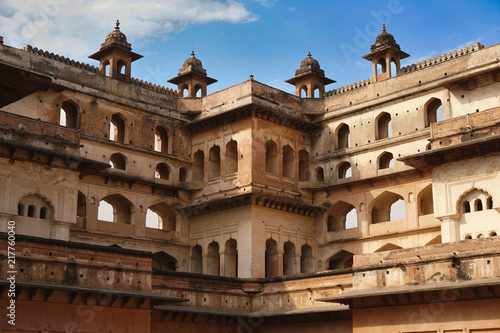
[51,221,72,241]
[443,90,452,120]
[386,55,392,78]
[439,214,461,243]
[219,251,226,277]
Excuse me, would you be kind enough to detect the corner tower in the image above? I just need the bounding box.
[362,23,409,82]
[89,20,143,82]
[168,51,217,98]
[286,52,335,98]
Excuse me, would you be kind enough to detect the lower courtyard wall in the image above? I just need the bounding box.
[352,298,500,333]
[0,299,150,332]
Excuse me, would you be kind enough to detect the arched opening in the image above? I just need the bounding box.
[464,234,472,240]
[487,196,493,209]
[265,140,278,175]
[102,59,110,76]
[18,194,53,220]
[110,114,126,143]
[98,194,132,224]
[378,151,394,170]
[300,85,307,98]
[224,239,238,278]
[315,167,324,182]
[336,123,350,149]
[371,191,406,224]
[425,98,443,127]
[376,112,392,140]
[39,206,48,219]
[338,161,352,179]
[463,201,471,213]
[181,84,189,98]
[179,167,188,182]
[28,205,36,217]
[326,201,358,231]
[208,145,221,180]
[390,58,397,77]
[155,163,170,180]
[300,244,313,274]
[194,84,203,98]
[376,58,387,77]
[59,100,78,128]
[207,241,220,276]
[110,153,126,170]
[225,140,238,175]
[458,189,493,213]
[490,231,497,237]
[193,150,205,181]
[265,238,279,278]
[154,126,169,153]
[117,59,126,76]
[327,250,354,270]
[282,145,295,179]
[77,191,86,221]
[283,241,296,276]
[475,199,483,212]
[298,150,310,181]
[146,203,176,231]
[191,245,202,274]
[418,185,434,216]
[313,87,320,98]
[374,243,403,252]
[152,252,177,272]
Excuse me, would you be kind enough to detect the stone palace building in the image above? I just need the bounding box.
[1,21,500,332]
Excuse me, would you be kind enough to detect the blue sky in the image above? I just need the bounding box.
[1,0,500,95]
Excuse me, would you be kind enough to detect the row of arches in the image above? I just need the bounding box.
[325,237,443,271]
[192,140,238,181]
[109,153,189,182]
[265,239,313,277]
[311,151,395,184]
[329,98,443,151]
[326,185,433,233]
[265,141,312,181]
[93,193,177,231]
[56,100,172,155]
[110,114,172,154]
[17,195,52,220]
[190,239,238,277]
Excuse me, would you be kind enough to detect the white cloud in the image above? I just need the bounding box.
[253,0,277,7]
[0,0,255,62]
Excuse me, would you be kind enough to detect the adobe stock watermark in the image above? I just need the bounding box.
[340,0,404,63]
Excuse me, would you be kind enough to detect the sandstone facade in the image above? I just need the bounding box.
[1,23,500,332]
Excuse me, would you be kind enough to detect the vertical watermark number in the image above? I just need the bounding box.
[6,220,16,326]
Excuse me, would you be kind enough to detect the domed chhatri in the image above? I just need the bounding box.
[179,51,206,76]
[371,22,401,53]
[89,20,143,82]
[286,52,335,98]
[362,23,409,82]
[295,52,324,77]
[168,50,217,98]
[103,20,129,49]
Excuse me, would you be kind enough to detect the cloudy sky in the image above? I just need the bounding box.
[1,0,499,94]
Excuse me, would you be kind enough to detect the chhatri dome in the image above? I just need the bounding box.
[179,51,206,76]
[370,22,403,53]
[102,20,132,50]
